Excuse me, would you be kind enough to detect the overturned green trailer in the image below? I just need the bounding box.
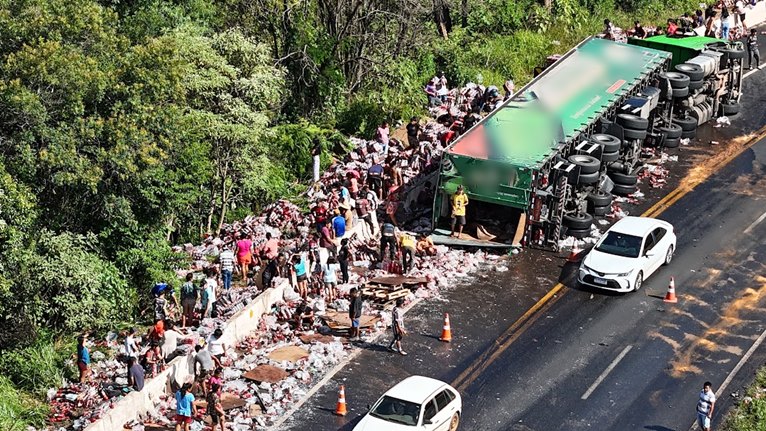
[432,35,745,249]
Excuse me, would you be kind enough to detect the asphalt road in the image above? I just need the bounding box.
[280,66,766,431]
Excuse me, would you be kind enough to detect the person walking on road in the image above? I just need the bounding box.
[697,381,716,431]
[349,287,363,341]
[746,28,761,69]
[450,185,469,239]
[387,298,407,355]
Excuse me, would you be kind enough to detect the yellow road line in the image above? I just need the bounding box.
[452,125,766,392]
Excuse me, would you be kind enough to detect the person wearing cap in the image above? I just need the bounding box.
[367,159,384,201]
[340,202,354,230]
[450,185,469,239]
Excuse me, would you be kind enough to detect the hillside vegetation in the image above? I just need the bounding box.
[0,0,701,428]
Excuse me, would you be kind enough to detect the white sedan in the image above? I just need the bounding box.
[578,216,676,292]
[353,375,462,431]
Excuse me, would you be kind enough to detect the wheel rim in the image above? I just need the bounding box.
[666,247,673,264]
[634,273,642,291]
[450,413,460,431]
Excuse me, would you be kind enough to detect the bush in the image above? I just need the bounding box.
[0,376,47,431]
[0,335,68,395]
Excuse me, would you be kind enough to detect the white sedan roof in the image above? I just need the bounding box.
[609,216,671,237]
[384,376,449,404]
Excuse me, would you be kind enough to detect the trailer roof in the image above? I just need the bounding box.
[447,38,671,167]
[640,34,723,51]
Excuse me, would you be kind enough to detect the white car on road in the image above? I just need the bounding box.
[353,375,462,431]
[578,216,676,292]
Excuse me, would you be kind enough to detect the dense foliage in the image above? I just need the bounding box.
[0,0,703,426]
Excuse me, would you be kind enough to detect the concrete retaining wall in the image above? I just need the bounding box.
[84,279,291,431]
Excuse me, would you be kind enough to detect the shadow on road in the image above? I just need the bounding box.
[644,426,677,431]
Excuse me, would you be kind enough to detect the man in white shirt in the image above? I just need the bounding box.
[202,269,218,319]
[161,321,183,360]
[218,247,235,291]
[696,381,716,431]
[124,327,139,359]
[207,328,226,365]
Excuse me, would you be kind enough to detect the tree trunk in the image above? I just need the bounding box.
[461,0,468,27]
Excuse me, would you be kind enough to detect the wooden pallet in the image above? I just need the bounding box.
[361,287,411,302]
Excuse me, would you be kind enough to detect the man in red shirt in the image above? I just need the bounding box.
[259,232,279,261]
[312,200,328,231]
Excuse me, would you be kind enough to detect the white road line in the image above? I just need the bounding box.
[687,325,766,431]
[744,210,766,234]
[581,345,633,400]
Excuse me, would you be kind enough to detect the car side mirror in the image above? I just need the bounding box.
[366,404,371,411]
[423,419,433,425]
[645,249,655,257]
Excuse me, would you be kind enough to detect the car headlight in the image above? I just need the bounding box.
[615,269,633,277]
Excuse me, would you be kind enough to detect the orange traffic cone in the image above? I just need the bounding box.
[567,245,583,262]
[439,313,452,342]
[335,385,348,416]
[664,277,678,303]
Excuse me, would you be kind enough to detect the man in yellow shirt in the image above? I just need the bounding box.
[450,185,468,239]
[398,231,417,273]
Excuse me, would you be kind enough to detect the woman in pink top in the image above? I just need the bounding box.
[236,232,253,279]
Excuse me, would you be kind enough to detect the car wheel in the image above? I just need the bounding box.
[720,102,740,116]
[633,271,643,292]
[563,212,594,230]
[664,245,674,266]
[449,413,460,431]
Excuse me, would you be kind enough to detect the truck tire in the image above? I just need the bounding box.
[611,183,638,196]
[672,86,690,98]
[566,227,591,239]
[591,204,610,216]
[608,171,638,186]
[664,137,680,148]
[590,133,621,153]
[720,102,740,116]
[578,170,600,184]
[674,63,704,81]
[568,154,600,174]
[681,129,697,139]
[587,190,613,207]
[673,116,697,131]
[661,71,691,89]
[722,48,746,60]
[564,212,594,230]
[688,79,704,91]
[601,150,619,163]
[622,127,647,140]
[659,124,683,139]
[616,114,648,130]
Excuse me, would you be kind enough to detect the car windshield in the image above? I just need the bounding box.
[595,231,642,258]
[369,395,420,426]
